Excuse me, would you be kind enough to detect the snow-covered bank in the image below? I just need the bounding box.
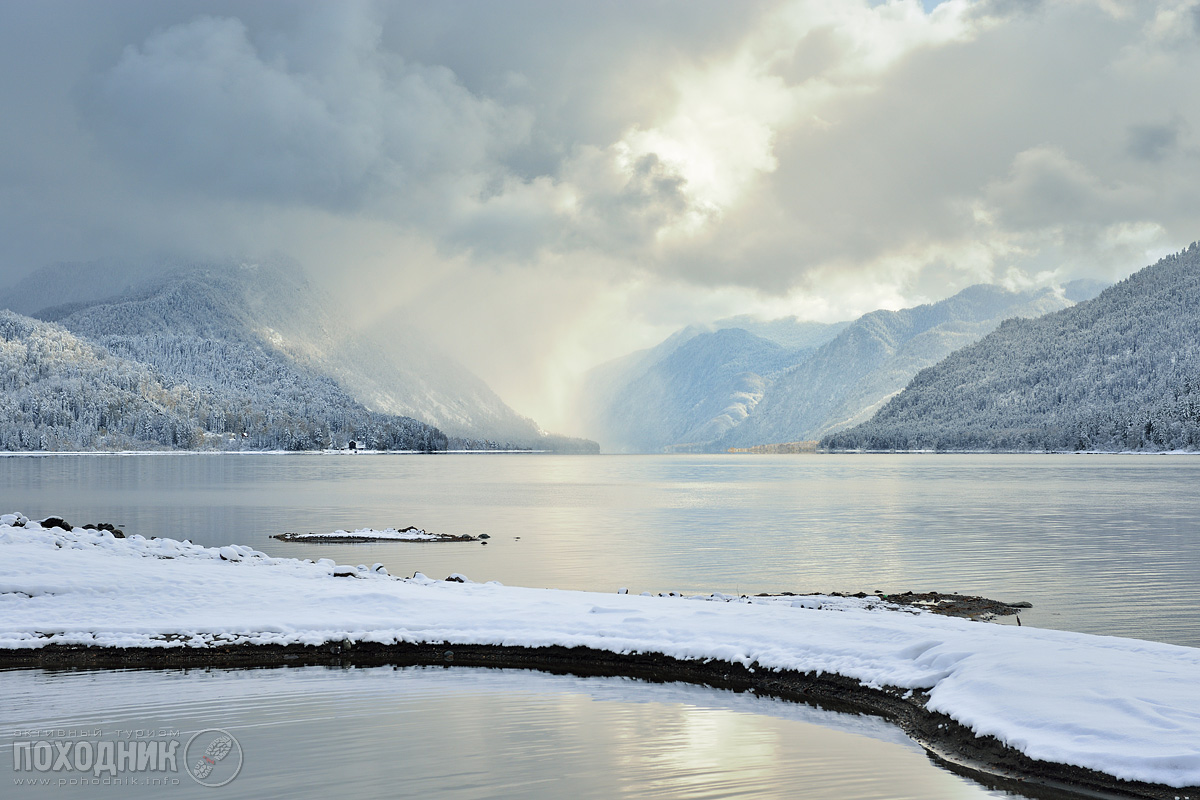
[1,517,1198,792]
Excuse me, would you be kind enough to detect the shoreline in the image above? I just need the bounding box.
[4,520,1197,797]
[3,449,1200,457]
[0,640,1185,800]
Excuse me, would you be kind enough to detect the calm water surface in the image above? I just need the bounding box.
[3,452,1198,645]
[3,453,1198,799]
[0,666,1020,799]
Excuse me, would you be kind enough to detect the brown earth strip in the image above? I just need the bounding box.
[758,590,1033,620]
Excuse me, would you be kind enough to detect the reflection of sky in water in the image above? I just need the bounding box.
[4,453,1199,645]
[0,666,1018,799]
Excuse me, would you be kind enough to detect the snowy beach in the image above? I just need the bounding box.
[1,515,1198,797]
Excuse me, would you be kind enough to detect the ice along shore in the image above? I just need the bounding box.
[1,515,1197,799]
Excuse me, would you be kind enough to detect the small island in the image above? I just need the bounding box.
[272,527,481,543]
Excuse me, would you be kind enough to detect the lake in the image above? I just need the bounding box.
[2,452,1198,797]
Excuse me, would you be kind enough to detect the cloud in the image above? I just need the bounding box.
[87,7,530,212]
[1125,118,1186,162]
[985,146,1145,229]
[3,0,1200,430]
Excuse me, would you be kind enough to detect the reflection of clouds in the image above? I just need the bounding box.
[3,664,969,800]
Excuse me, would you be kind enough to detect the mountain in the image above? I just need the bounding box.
[710,315,853,349]
[1062,278,1110,303]
[0,310,444,451]
[578,319,846,453]
[5,258,596,452]
[587,328,809,453]
[0,259,159,319]
[580,284,1078,453]
[822,244,1200,452]
[718,285,1074,448]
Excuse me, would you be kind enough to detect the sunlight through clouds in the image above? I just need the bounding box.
[1,0,1198,428]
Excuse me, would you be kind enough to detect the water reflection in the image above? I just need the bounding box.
[0,665,1024,799]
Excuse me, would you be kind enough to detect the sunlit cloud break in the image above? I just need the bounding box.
[0,0,1197,428]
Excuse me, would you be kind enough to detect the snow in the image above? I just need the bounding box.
[277,527,451,541]
[1,517,1198,788]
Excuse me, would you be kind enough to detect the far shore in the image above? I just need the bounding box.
[2,448,1200,457]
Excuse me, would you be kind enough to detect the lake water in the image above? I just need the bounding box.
[3,452,1199,798]
[0,666,1020,800]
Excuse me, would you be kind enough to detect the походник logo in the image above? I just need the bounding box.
[183,728,243,788]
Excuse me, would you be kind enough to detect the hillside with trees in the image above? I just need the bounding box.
[5,258,596,453]
[0,310,445,451]
[578,284,1087,453]
[823,244,1200,452]
[720,285,1074,448]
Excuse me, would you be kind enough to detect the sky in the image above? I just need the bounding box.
[1,0,1199,431]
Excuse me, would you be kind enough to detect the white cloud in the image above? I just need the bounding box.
[3,0,1200,430]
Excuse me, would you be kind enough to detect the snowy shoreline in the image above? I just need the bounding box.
[1,516,1198,798]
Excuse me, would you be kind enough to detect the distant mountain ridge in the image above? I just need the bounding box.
[823,244,1200,452]
[580,282,1094,453]
[1,258,597,452]
[594,328,807,453]
[578,319,847,453]
[718,284,1075,449]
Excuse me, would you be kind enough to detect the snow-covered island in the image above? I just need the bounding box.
[272,526,480,543]
[1,514,1197,798]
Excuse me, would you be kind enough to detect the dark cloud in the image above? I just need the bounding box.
[85,10,530,210]
[969,0,1045,22]
[985,146,1143,229]
[1126,119,1184,162]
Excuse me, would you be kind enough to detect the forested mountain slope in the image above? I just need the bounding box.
[720,285,1074,448]
[580,283,1080,453]
[823,244,1200,452]
[0,310,445,451]
[14,259,593,450]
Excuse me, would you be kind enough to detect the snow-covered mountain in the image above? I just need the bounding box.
[823,244,1200,452]
[581,329,806,453]
[578,319,847,453]
[0,310,444,451]
[581,283,1103,453]
[718,284,1076,449]
[3,258,596,452]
